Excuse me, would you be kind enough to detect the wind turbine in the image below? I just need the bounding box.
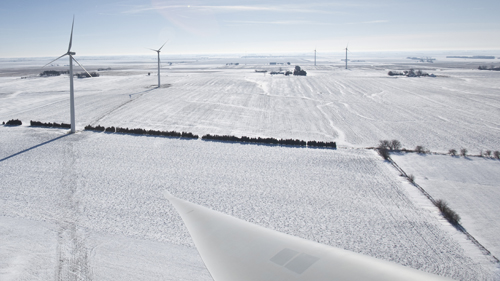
[149,41,168,88]
[43,16,92,134]
[345,43,349,70]
[314,48,317,66]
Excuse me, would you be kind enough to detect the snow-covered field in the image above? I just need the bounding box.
[392,152,500,260]
[1,55,499,280]
[2,56,499,151]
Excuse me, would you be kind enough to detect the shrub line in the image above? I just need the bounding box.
[83,125,336,149]
[30,120,71,129]
[3,119,22,126]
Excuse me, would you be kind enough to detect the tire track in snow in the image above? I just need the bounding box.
[249,75,347,143]
[89,88,156,126]
[317,102,346,145]
[55,140,93,281]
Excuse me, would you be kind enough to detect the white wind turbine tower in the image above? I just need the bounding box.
[314,48,317,66]
[149,41,168,88]
[43,17,92,134]
[345,43,349,69]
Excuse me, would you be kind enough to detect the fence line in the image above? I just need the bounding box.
[386,153,499,264]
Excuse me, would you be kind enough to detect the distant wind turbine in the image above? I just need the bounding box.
[43,16,92,134]
[314,48,317,66]
[345,43,349,70]
[149,41,168,88]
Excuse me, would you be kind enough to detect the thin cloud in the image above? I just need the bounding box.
[207,5,333,14]
[123,4,336,15]
[347,20,389,25]
[225,19,388,26]
[225,20,332,26]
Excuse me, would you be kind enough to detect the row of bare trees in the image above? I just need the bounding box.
[388,69,430,77]
[377,139,499,159]
[449,148,500,159]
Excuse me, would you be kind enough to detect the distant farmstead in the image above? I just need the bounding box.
[293,66,307,76]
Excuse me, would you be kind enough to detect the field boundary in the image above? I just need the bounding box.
[386,153,500,264]
[83,124,337,149]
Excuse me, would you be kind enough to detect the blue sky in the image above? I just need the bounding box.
[1,0,500,57]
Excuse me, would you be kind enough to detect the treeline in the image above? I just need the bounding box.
[202,134,336,148]
[447,56,495,59]
[40,70,69,76]
[449,148,500,159]
[270,71,293,76]
[306,140,337,148]
[478,66,500,71]
[84,125,336,149]
[3,119,22,126]
[39,70,99,78]
[388,69,433,77]
[30,120,70,128]
[75,72,100,78]
[376,139,499,160]
[84,125,198,138]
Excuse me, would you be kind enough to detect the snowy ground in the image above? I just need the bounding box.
[1,55,499,151]
[0,126,496,280]
[391,152,500,260]
[1,55,499,280]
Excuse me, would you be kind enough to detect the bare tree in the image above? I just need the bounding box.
[377,147,390,160]
[415,145,426,154]
[448,149,457,156]
[485,150,492,157]
[408,174,415,184]
[460,148,467,157]
[390,139,401,151]
[379,140,390,149]
[435,199,460,225]
[494,151,500,159]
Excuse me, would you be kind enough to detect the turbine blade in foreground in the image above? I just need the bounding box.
[68,16,75,53]
[71,56,92,77]
[42,53,68,68]
[165,193,456,281]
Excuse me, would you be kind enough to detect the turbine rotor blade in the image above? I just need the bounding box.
[68,16,75,53]
[71,56,93,77]
[148,48,160,52]
[42,53,68,68]
[158,40,169,52]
